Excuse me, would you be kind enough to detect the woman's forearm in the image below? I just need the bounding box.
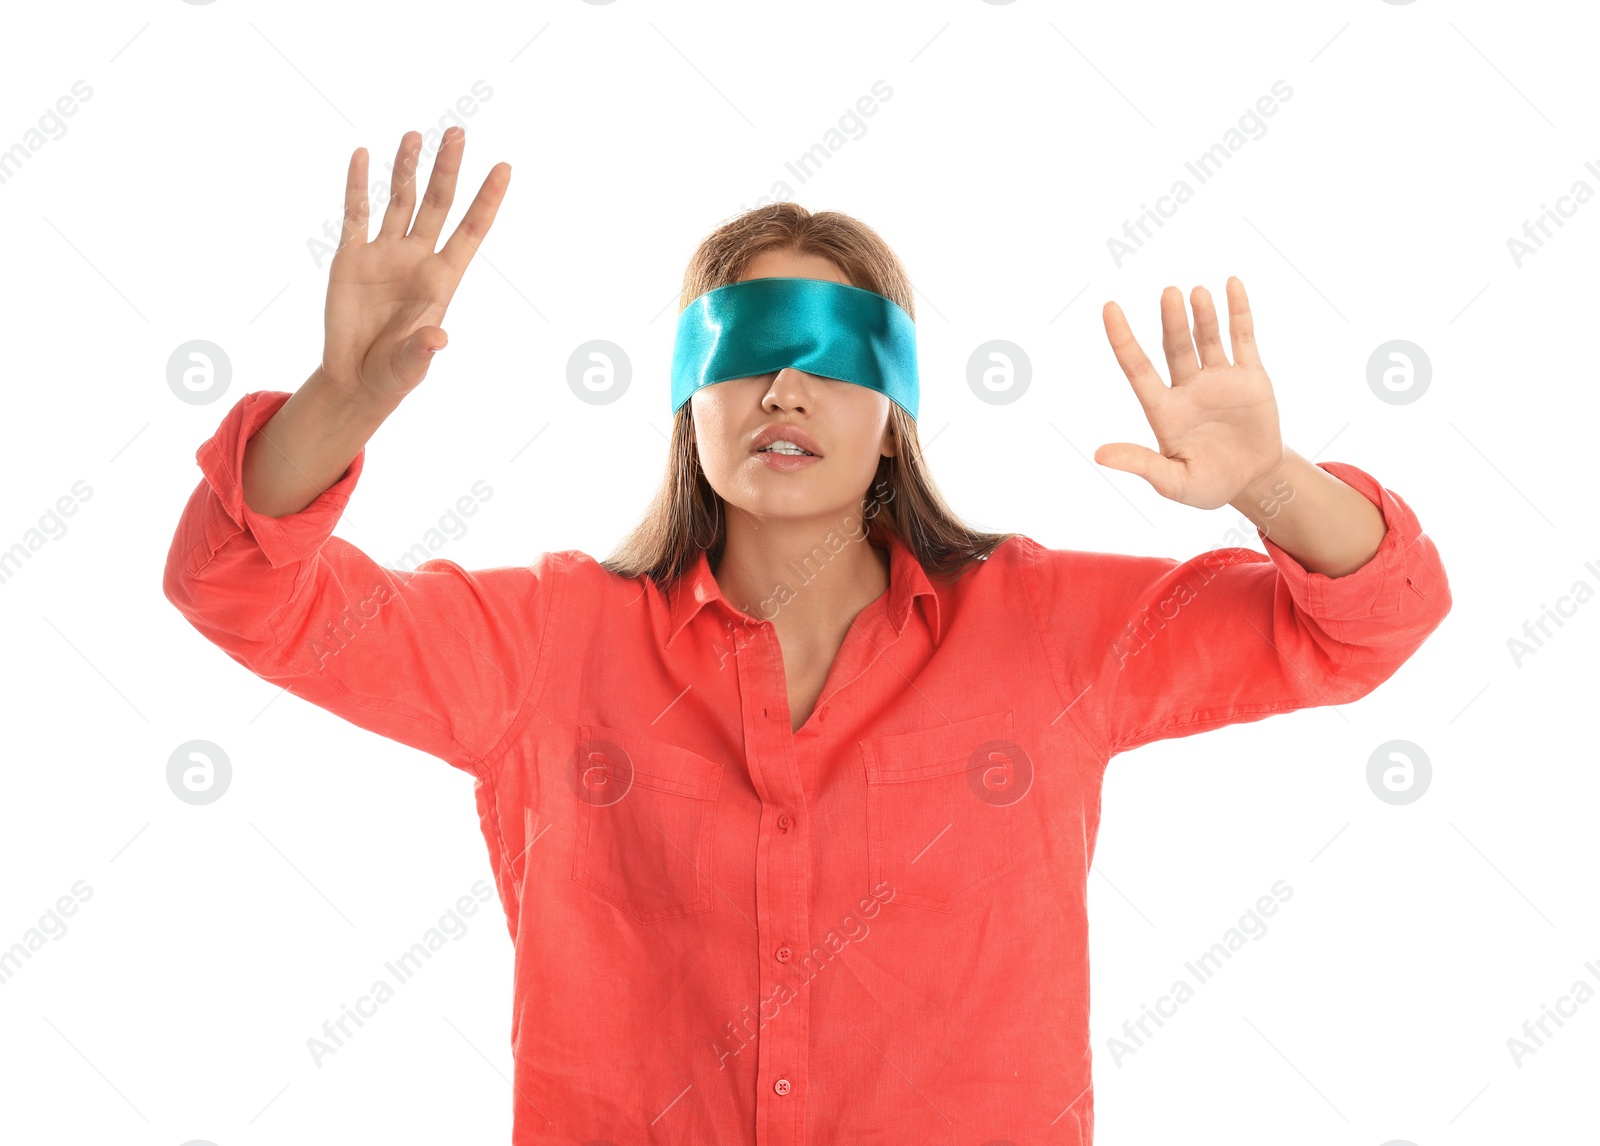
[1227,447,1387,578]
[241,367,404,518]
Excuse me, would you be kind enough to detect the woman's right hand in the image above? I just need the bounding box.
[319,127,510,405]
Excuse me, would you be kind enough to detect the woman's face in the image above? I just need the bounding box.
[689,249,897,529]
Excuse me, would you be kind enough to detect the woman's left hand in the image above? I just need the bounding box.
[1095,276,1286,511]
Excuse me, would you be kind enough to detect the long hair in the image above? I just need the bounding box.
[600,201,1018,589]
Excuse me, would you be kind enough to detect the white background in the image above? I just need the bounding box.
[1,1,1595,1143]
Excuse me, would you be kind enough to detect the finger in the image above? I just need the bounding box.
[390,326,449,391]
[438,162,512,279]
[1093,441,1185,499]
[1225,276,1262,369]
[379,131,423,240]
[411,126,466,250]
[1101,299,1168,414]
[1190,285,1229,370]
[339,146,370,252]
[1159,285,1201,384]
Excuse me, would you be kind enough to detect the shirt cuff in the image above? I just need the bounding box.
[1255,460,1438,622]
[194,389,365,570]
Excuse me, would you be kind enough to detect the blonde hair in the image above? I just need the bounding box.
[601,201,1017,587]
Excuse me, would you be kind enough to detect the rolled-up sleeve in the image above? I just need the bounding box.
[1029,460,1453,758]
[162,389,557,779]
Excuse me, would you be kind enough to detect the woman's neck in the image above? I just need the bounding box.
[713,517,891,653]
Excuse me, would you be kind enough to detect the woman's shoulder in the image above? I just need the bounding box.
[519,546,647,589]
[517,547,673,616]
[973,531,1204,613]
[995,532,1194,575]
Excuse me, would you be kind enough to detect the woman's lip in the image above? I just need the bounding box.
[754,450,824,471]
[750,426,825,455]
[752,445,819,456]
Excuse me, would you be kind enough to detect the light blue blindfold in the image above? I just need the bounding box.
[669,277,919,420]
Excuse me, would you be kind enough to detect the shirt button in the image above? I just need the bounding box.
[775,945,792,962]
[776,813,792,831]
[774,1078,791,1096]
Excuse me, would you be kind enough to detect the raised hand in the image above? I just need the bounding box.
[1094,277,1286,511]
[321,127,511,405]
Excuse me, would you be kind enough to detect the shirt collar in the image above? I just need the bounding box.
[664,529,942,648]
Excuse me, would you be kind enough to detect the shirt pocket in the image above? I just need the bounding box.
[858,708,1023,913]
[569,724,725,924]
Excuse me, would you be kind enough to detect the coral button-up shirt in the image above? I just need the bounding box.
[163,390,1452,1146]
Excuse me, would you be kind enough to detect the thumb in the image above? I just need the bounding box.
[1094,442,1183,497]
[391,326,448,389]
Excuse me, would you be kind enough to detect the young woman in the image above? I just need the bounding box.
[164,127,1452,1146]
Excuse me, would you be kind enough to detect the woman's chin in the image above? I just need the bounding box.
[725,494,847,529]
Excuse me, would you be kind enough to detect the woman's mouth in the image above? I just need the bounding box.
[754,443,823,470]
[750,425,825,457]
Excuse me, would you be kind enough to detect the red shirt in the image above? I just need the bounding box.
[164,390,1452,1145]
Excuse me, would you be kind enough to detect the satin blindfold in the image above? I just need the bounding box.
[669,277,919,420]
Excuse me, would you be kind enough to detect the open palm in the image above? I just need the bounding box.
[322,127,510,405]
[1095,276,1286,510]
